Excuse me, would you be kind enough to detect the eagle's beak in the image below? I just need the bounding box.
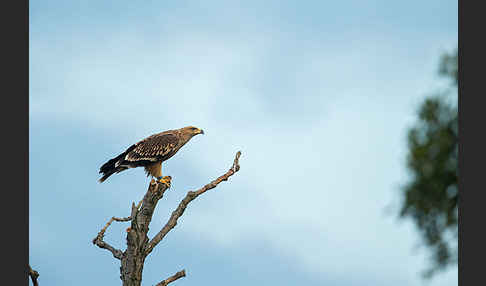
[199,129,204,135]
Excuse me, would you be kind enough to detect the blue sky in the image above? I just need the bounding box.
[29,1,457,285]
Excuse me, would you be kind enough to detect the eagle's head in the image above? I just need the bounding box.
[181,126,204,138]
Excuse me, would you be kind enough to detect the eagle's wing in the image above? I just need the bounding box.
[124,133,179,163]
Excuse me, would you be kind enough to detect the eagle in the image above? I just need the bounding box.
[98,126,204,186]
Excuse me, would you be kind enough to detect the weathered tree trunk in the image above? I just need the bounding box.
[120,180,167,286]
[121,221,147,286]
[120,254,145,286]
[93,151,241,286]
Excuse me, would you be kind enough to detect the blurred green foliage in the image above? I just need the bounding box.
[401,49,458,278]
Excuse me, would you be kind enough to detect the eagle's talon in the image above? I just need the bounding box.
[157,176,172,188]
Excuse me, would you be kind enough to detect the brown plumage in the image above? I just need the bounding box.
[98,126,204,183]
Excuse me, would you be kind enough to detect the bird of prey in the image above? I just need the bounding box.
[98,126,204,186]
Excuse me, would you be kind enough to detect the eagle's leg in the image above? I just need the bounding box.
[155,163,171,188]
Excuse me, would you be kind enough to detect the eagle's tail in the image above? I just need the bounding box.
[98,149,132,183]
[98,170,117,183]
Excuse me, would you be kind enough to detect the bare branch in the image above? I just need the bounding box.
[92,235,124,260]
[145,151,242,255]
[156,270,186,286]
[91,208,137,260]
[28,265,39,286]
[92,199,144,259]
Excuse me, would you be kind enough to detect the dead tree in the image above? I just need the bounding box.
[93,151,241,286]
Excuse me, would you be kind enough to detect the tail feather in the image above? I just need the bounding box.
[98,170,116,183]
[98,145,135,183]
